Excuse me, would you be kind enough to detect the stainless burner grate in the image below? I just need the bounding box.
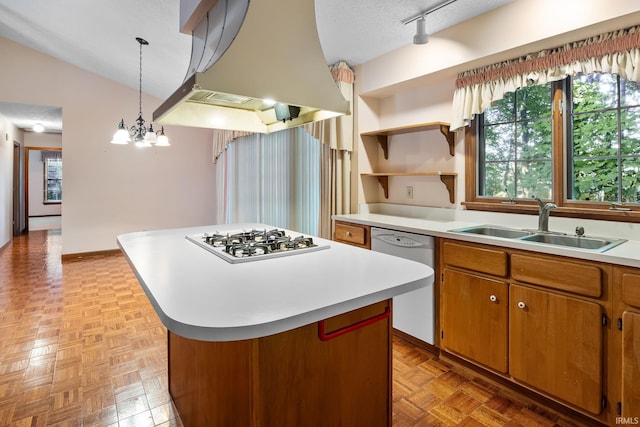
[186,229,330,263]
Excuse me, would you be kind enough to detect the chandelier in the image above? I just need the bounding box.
[110,37,169,147]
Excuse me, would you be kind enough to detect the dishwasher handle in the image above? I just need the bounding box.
[372,233,429,248]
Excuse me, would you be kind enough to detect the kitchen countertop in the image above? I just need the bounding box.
[117,223,434,342]
[333,212,640,269]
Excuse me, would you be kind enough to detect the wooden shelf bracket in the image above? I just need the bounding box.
[375,176,389,198]
[376,135,389,160]
[439,174,456,203]
[439,124,455,156]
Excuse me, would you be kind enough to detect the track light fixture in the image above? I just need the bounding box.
[413,17,429,45]
[110,37,169,147]
[403,0,458,45]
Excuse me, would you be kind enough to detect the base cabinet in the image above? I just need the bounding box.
[618,267,640,418]
[168,300,391,427]
[622,311,640,418]
[441,268,508,373]
[510,284,604,414]
[440,239,611,424]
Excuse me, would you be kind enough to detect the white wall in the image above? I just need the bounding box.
[0,37,217,255]
[354,0,640,209]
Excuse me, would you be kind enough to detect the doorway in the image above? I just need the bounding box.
[25,146,62,232]
[12,141,24,235]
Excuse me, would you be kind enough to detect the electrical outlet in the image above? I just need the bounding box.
[406,186,413,199]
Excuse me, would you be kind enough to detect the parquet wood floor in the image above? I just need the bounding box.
[0,230,594,426]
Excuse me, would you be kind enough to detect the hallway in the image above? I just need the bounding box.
[0,230,588,426]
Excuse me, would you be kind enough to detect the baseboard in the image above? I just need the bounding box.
[0,239,10,254]
[393,329,439,356]
[61,249,122,263]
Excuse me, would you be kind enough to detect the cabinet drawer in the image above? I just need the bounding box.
[511,254,601,298]
[334,222,370,248]
[442,241,508,277]
[622,272,640,307]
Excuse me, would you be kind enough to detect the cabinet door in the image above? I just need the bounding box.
[622,311,640,417]
[441,268,508,373]
[510,285,603,414]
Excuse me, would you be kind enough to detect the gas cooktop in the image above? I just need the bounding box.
[185,228,329,263]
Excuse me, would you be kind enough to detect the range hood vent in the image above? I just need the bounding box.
[154,0,349,134]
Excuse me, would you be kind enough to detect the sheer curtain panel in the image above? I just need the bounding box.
[224,129,321,236]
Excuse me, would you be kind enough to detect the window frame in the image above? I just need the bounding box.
[43,157,62,204]
[464,77,640,223]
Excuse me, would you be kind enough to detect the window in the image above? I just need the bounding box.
[569,73,640,202]
[224,127,321,235]
[479,83,553,199]
[467,72,640,221]
[44,157,62,204]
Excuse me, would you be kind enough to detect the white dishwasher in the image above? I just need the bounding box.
[371,227,435,344]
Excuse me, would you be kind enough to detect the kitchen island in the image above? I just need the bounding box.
[117,223,433,427]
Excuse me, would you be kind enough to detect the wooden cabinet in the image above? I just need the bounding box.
[510,284,604,414]
[441,268,508,373]
[622,310,640,418]
[615,267,640,418]
[334,220,371,249]
[440,238,611,422]
[360,122,458,203]
[442,240,508,277]
[169,300,392,427]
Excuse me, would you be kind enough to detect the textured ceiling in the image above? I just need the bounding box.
[0,0,512,133]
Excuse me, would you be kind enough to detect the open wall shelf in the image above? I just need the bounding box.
[360,122,455,159]
[361,172,458,203]
[360,121,457,203]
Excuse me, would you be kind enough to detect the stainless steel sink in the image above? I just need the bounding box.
[519,233,626,252]
[450,225,533,239]
[450,224,627,253]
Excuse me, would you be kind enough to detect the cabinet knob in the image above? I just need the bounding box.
[489,295,497,302]
[345,231,352,237]
[517,301,526,309]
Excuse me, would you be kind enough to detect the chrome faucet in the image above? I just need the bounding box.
[534,196,557,232]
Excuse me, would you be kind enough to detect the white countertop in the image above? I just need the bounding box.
[333,211,640,268]
[117,223,434,342]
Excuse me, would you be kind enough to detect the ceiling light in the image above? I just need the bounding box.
[32,123,45,133]
[413,17,429,45]
[110,37,169,147]
[402,0,458,45]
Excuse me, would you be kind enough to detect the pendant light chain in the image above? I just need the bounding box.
[138,38,143,116]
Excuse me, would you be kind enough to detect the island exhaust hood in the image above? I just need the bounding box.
[153,0,350,134]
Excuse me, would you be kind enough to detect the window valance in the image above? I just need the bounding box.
[41,150,62,161]
[451,25,640,131]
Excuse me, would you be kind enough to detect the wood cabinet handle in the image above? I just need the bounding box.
[517,301,526,309]
[345,231,352,237]
[489,295,497,302]
[318,307,390,341]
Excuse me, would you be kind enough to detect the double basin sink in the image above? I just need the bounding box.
[450,225,627,253]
